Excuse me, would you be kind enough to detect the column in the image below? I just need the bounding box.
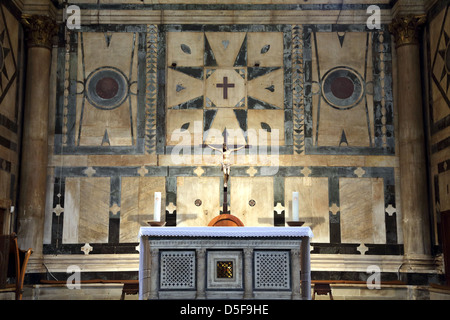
[17,15,57,254]
[300,237,311,300]
[290,248,301,300]
[196,248,206,299]
[139,236,150,300]
[389,15,432,263]
[149,248,159,299]
[243,248,253,299]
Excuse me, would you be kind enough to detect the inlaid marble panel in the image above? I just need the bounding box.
[428,4,450,252]
[167,31,204,67]
[75,32,139,147]
[63,177,110,244]
[284,177,329,243]
[164,28,287,150]
[439,170,450,212]
[176,176,220,226]
[0,170,10,200]
[58,27,147,155]
[340,177,385,244]
[429,7,450,124]
[0,4,19,121]
[120,176,166,243]
[0,4,20,211]
[230,177,274,226]
[166,109,203,146]
[311,32,374,148]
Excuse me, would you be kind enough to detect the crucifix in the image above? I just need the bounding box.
[216,76,235,99]
[204,129,248,214]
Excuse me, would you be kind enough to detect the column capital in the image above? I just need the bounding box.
[389,14,426,48]
[21,14,58,49]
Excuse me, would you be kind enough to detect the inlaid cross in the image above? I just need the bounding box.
[216,76,235,99]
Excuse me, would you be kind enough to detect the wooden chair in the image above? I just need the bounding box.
[1,233,33,300]
[312,282,333,300]
[120,280,139,300]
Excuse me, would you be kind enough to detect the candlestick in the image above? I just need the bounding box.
[292,192,299,222]
[154,192,161,222]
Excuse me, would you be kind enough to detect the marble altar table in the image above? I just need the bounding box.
[138,226,313,300]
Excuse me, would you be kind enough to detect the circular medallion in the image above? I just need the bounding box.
[85,67,129,110]
[248,199,256,207]
[96,77,119,100]
[321,66,364,110]
[330,77,354,99]
[195,199,202,207]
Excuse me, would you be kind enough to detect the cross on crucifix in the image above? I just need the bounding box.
[216,76,235,99]
[204,130,250,215]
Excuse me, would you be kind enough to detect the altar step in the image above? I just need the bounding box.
[1,282,139,300]
[1,283,450,300]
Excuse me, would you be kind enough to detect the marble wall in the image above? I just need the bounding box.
[42,3,402,260]
[427,1,450,252]
[0,3,23,234]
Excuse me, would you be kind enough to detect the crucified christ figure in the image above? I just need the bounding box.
[207,143,245,188]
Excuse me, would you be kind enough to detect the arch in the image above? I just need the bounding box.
[207,214,244,227]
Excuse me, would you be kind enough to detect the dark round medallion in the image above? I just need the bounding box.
[248,199,256,207]
[85,67,128,110]
[95,77,119,100]
[330,77,354,99]
[321,66,364,110]
[195,199,202,207]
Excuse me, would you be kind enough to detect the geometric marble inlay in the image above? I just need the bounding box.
[165,29,285,147]
[160,251,196,290]
[254,251,290,290]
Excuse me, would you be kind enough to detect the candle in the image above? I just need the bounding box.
[154,192,161,222]
[292,192,299,221]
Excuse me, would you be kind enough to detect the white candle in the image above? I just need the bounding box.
[154,192,161,222]
[292,192,299,221]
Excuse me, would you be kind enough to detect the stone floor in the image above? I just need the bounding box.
[1,283,450,300]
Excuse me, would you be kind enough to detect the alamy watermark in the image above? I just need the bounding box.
[366,5,381,30]
[66,265,81,290]
[169,123,280,176]
[366,265,381,290]
[65,5,81,30]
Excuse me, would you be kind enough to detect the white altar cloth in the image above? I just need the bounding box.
[138,226,314,238]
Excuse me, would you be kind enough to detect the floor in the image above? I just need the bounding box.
[2,283,450,300]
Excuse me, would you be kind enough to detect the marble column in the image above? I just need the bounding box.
[300,238,311,300]
[196,248,206,299]
[243,248,253,299]
[17,15,57,254]
[291,248,301,300]
[389,15,432,265]
[149,248,159,299]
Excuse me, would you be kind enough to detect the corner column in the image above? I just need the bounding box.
[389,15,432,265]
[17,15,57,254]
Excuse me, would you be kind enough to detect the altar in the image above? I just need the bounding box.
[138,226,313,300]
